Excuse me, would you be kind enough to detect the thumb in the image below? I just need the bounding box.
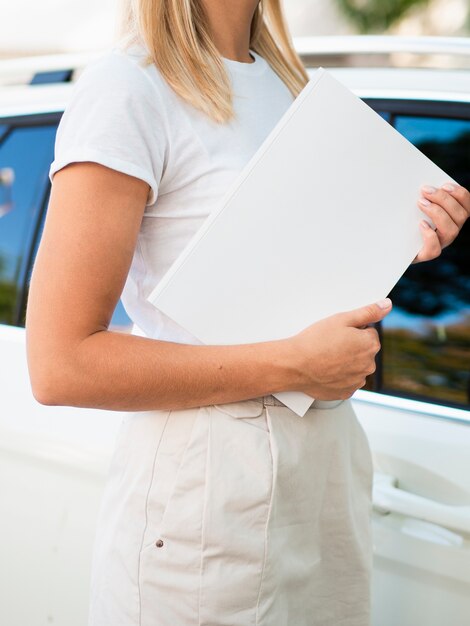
[341,298,392,328]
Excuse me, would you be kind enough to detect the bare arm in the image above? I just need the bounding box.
[25,162,300,411]
[26,162,390,411]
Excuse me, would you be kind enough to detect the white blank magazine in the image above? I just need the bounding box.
[146,67,457,416]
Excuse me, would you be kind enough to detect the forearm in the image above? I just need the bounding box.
[42,330,302,411]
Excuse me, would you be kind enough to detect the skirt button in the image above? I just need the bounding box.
[155,539,164,548]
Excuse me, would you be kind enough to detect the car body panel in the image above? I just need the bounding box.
[0,322,123,625]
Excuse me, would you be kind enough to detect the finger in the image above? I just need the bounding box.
[324,386,355,400]
[340,298,392,328]
[414,220,441,262]
[363,326,381,350]
[441,182,470,218]
[417,196,460,248]
[345,382,366,397]
[420,185,467,228]
[356,327,381,356]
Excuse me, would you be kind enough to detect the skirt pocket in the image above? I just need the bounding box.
[138,404,211,626]
[138,402,274,626]
[139,405,206,548]
[198,403,274,625]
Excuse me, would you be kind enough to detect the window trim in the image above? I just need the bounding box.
[363,98,470,412]
[353,389,470,425]
[363,97,470,121]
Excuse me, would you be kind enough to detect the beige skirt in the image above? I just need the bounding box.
[88,396,374,626]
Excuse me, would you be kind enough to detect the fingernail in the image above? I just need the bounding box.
[420,220,431,229]
[418,197,431,206]
[442,183,457,192]
[422,185,437,194]
[376,298,392,309]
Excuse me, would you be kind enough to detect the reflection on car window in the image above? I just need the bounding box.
[0,124,56,326]
[381,115,470,408]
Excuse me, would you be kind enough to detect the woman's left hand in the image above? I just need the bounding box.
[412,182,470,264]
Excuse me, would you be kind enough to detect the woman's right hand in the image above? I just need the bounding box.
[285,298,393,400]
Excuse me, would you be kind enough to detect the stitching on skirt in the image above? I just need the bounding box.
[197,405,212,626]
[137,409,172,626]
[254,406,275,626]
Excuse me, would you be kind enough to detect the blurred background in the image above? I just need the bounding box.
[0,0,469,59]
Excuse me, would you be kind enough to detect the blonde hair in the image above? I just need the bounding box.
[116,0,309,123]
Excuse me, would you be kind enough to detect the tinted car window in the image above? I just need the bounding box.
[381,115,470,408]
[0,124,56,326]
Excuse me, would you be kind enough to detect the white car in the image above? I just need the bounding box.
[1,36,469,626]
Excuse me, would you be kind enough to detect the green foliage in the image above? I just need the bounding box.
[0,280,17,325]
[382,316,470,406]
[335,0,430,33]
[0,252,18,325]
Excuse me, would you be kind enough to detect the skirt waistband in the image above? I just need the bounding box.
[252,395,345,409]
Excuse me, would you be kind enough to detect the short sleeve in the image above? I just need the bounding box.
[48,49,168,207]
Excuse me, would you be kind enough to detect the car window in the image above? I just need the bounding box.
[380,115,470,408]
[378,111,391,122]
[0,123,56,326]
[110,300,133,332]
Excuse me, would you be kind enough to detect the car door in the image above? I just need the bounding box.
[352,100,470,626]
[0,108,130,626]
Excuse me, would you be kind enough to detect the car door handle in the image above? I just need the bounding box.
[373,472,470,535]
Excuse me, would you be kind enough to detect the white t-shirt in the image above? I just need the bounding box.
[48,42,295,343]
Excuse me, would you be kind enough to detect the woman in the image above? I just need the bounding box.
[25,1,469,625]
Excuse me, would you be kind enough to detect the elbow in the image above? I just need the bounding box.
[26,324,101,407]
[25,310,83,407]
[31,383,58,406]
[27,349,74,407]
[29,365,66,406]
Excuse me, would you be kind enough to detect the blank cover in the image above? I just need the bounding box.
[146,67,457,416]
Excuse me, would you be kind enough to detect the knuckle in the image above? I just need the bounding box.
[456,184,469,202]
[364,305,376,319]
[423,228,440,250]
[443,226,459,248]
[431,237,442,255]
[434,188,447,204]
[457,211,468,227]
[366,330,380,353]
[368,343,378,357]
[422,224,436,239]
[464,188,470,210]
